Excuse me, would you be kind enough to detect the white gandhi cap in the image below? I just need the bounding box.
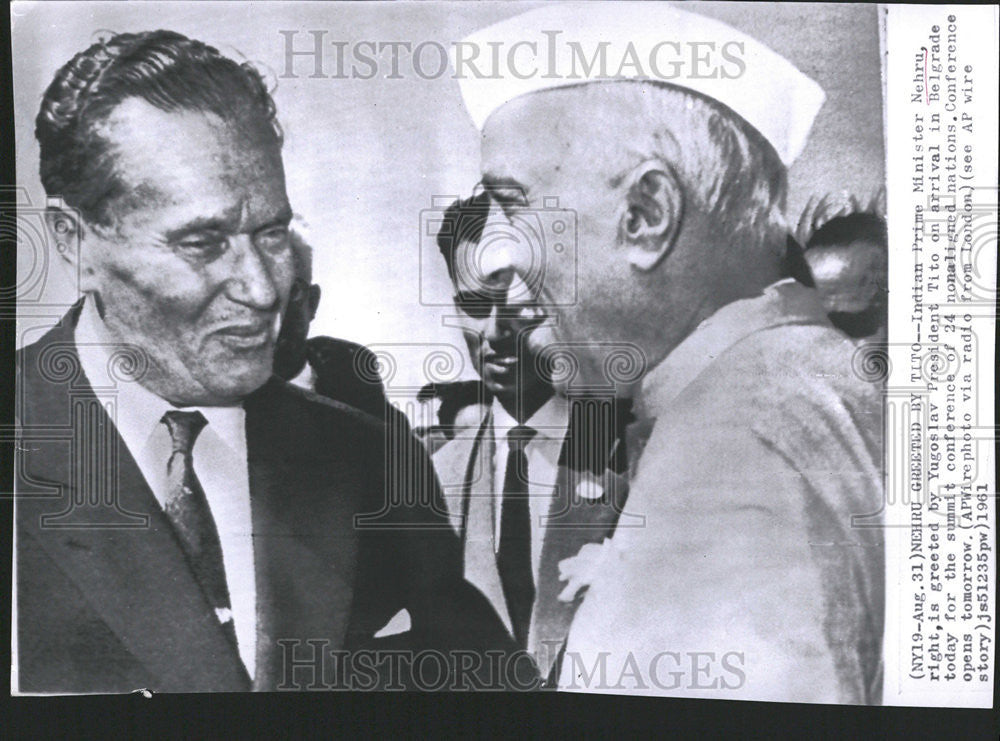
[452,2,825,166]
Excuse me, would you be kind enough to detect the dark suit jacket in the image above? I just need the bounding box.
[15,307,516,693]
[431,393,631,681]
[304,336,388,419]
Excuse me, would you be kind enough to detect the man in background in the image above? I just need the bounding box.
[431,194,630,682]
[800,196,889,346]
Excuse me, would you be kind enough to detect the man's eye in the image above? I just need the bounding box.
[488,186,529,210]
[256,226,289,252]
[455,292,493,320]
[178,237,226,254]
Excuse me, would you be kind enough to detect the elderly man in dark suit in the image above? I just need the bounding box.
[15,29,513,693]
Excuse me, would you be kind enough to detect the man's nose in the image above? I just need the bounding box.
[483,305,508,346]
[503,272,543,314]
[225,235,281,310]
[483,273,544,345]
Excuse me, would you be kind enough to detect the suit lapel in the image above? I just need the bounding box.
[529,399,632,679]
[17,314,249,691]
[245,382,359,690]
[432,425,480,534]
[458,412,514,635]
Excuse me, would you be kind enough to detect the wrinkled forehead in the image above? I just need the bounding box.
[483,91,592,178]
[101,98,282,188]
[480,84,654,193]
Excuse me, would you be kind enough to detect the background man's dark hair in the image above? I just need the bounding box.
[436,192,490,281]
[36,29,281,226]
[806,212,887,251]
[802,204,888,340]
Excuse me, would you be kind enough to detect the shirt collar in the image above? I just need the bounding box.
[74,296,246,451]
[638,279,830,416]
[491,393,569,443]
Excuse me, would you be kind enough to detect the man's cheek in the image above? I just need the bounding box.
[269,253,296,303]
[97,277,165,336]
[461,328,482,358]
[112,258,207,315]
[525,324,556,355]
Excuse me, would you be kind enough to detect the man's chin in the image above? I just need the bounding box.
[482,376,517,399]
[195,363,274,405]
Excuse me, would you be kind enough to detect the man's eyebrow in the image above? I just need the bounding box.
[479,173,529,197]
[163,209,242,241]
[258,205,294,230]
[163,204,292,241]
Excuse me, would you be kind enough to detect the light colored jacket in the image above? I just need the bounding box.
[561,280,884,704]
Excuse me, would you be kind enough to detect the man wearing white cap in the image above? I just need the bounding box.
[454,3,883,703]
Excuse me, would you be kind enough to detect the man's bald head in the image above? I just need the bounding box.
[478,81,791,386]
[488,82,787,249]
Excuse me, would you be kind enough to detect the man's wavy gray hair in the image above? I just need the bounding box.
[36,29,280,227]
[597,80,790,257]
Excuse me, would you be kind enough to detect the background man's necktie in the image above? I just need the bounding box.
[497,424,537,649]
[161,410,239,651]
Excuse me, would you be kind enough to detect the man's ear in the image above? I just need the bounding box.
[307,284,321,321]
[44,204,100,292]
[620,160,683,272]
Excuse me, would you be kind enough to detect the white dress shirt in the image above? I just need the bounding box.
[288,359,315,392]
[74,298,257,678]
[490,394,570,582]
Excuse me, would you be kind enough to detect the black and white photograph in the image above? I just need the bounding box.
[5,0,996,710]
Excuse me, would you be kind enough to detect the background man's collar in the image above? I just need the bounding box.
[491,393,568,441]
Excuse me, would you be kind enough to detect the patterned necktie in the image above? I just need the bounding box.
[497,424,537,650]
[161,410,238,650]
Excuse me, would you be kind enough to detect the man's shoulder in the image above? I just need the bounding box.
[277,376,383,420]
[304,335,389,417]
[685,321,878,418]
[15,314,88,428]
[17,313,78,373]
[638,321,883,514]
[659,321,882,470]
[253,377,390,437]
[253,378,434,472]
[305,335,374,362]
